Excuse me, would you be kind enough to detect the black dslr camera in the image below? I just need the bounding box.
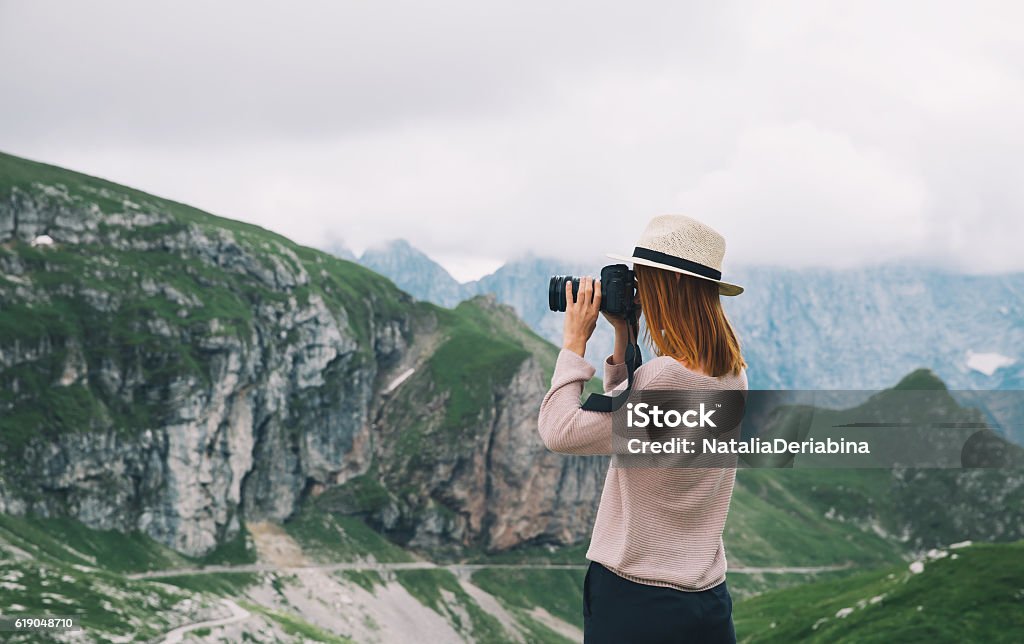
[548,264,636,319]
[546,263,641,412]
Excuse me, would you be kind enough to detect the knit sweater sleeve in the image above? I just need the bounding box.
[603,355,629,393]
[537,349,610,454]
[538,349,662,455]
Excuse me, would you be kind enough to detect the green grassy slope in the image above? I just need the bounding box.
[0,513,259,640]
[3,505,1020,642]
[0,150,585,559]
[284,506,414,563]
[725,469,904,567]
[0,150,415,454]
[733,541,1024,643]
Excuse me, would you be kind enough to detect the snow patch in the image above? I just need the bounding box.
[384,368,415,394]
[966,350,1015,376]
[950,540,973,549]
[835,607,854,618]
[909,561,925,574]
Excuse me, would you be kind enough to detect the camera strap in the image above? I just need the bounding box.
[579,319,642,413]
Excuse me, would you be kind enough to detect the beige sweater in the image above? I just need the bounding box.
[538,348,747,592]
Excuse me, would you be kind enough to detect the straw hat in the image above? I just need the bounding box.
[607,215,744,296]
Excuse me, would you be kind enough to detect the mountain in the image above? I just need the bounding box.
[354,243,1024,445]
[0,151,607,558]
[723,371,1024,563]
[320,239,356,261]
[358,239,470,308]
[2,152,1022,641]
[344,246,617,369]
[723,265,1024,391]
[352,241,1023,392]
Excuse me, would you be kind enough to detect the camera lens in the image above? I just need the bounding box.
[548,276,580,312]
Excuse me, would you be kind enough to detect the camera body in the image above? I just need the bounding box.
[548,264,636,318]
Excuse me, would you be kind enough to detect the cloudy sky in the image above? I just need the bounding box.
[2,1,1022,280]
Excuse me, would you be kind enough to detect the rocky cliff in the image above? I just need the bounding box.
[0,152,605,557]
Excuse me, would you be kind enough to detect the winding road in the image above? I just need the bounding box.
[159,598,251,643]
[146,559,850,641]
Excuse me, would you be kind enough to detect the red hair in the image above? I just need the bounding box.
[635,264,745,377]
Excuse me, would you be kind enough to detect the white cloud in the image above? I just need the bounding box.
[1,0,1022,278]
[676,121,931,268]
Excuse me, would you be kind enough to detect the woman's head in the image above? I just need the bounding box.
[635,263,745,377]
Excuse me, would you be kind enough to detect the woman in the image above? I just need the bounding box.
[538,215,747,644]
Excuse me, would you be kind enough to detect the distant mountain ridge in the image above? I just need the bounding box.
[345,241,1024,446]
[359,239,467,307]
[342,239,1024,392]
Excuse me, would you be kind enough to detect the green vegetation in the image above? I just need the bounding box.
[0,557,199,641]
[0,149,414,455]
[198,522,258,566]
[466,540,591,565]
[313,472,393,516]
[0,515,222,641]
[726,469,904,568]
[336,569,385,593]
[471,567,585,628]
[0,512,262,638]
[733,541,1024,643]
[510,615,577,644]
[283,507,413,563]
[426,300,533,432]
[893,368,947,391]
[240,600,354,643]
[0,513,191,572]
[155,572,261,595]
[726,569,859,600]
[395,569,509,642]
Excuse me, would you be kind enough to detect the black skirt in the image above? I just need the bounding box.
[583,561,736,644]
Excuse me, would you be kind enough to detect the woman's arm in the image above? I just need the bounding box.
[603,320,630,393]
[538,276,613,454]
[537,349,613,454]
[601,292,639,392]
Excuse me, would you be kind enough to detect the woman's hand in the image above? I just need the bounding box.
[600,291,640,330]
[562,276,601,357]
[601,310,629,331]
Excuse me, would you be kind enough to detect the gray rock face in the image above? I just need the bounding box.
[0,170,604,556]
